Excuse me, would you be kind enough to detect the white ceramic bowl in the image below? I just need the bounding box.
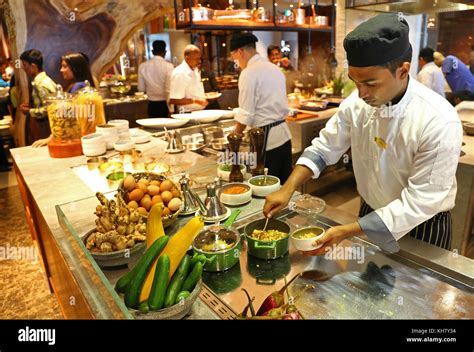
[96,124,119,136]
[81,133,105,147]
[114,140,136,152]
[248,175,281,197]
[130,130,151,144]
[220,183,252,206]
[82,145,106,157]
[291,226,325,252]
[108,119,129,133]
[217,164,246,182]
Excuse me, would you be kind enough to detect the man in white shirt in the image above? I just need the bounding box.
[230,33,292,182]
[264,13,462,254]
[138,40,174,118]
[169,45,208,112]
[416,47,446,97]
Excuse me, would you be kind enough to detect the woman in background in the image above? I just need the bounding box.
[33,52,96,147]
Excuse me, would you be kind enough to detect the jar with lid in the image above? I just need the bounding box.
[72,80,106,136]
[45,84,82,158]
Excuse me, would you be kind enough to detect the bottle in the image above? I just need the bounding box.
[164,15,169,29]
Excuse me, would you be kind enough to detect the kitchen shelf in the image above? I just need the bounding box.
[174,0,335,32]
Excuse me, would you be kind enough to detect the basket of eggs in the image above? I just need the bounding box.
[117,172,183,228]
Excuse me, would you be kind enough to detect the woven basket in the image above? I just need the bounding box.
[117,172,182,228]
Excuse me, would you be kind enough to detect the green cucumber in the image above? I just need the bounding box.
[175,291,191,305]
[182,261,203,292]
[124,236,169,309]
[148,254,170,310]
[138,300,149,313]
[164,254,191,308]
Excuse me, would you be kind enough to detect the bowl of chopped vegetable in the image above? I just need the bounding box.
[193,225,241,272]
[244,218,290,259]
[217,163,246,181]
[220,183,252,206]
[291,226,325,252]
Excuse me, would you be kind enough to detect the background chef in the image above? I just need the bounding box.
[230,33,293,183]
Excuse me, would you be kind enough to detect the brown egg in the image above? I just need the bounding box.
[127,200,139,209]
[171,188,181,198]
[151,195,163,206]
[159,179,173,192]
[147,185,160,196]
[136,182,148,193]
[138,178,149,186]
[161,207,171,217]
[129,189,144,202]
[140,196,152,211]
[167,198,182,212]
[161,191,173,204]
[123,175,136,191]
[150,180,161,186]
[137,207,148,216]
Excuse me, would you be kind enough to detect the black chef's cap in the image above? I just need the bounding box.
[230,32,258,51]
[343,13,411,67]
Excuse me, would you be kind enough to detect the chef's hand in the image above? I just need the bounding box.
[263,188,293,219]
[19,103,30,114]
[302,222,364,256]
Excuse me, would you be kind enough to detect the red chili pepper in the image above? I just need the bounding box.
[256,273,301,316]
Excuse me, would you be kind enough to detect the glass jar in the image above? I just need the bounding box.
[73,80,106,136]
[46,85,83,158]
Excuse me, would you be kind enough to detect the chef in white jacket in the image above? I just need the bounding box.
[264,13,463,254]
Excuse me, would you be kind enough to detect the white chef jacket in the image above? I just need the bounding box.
[297,77,462,252]
[138,56,174,101]
[416,62,446,98]
[169,60,206,112]
[234,54,291,151]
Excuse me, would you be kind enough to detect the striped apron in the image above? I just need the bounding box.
[260,119,287,165]
[359,200,452,250]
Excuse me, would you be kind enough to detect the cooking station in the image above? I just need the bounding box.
[12,130,472,319]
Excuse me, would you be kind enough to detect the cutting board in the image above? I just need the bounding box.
[286,112,319,122]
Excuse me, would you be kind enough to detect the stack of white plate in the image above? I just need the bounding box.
[81,133,106,156]
[96,124,119,149]
[108,119,130,140]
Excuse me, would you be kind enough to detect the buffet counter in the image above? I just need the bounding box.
[11,133,473,319]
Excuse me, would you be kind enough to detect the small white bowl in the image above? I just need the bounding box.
[114,140,136,152]
[82,144,106,157]
[217,164,246,182]
[291,226,325,252]
[220,183,252,206]
[81,133,105,147]
[248,175,281,197]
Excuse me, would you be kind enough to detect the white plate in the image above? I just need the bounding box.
[136,118,189,128]
[190,110,224,122]
[205,92,222,100]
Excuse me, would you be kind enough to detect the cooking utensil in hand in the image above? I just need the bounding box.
[262,217,270,232]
